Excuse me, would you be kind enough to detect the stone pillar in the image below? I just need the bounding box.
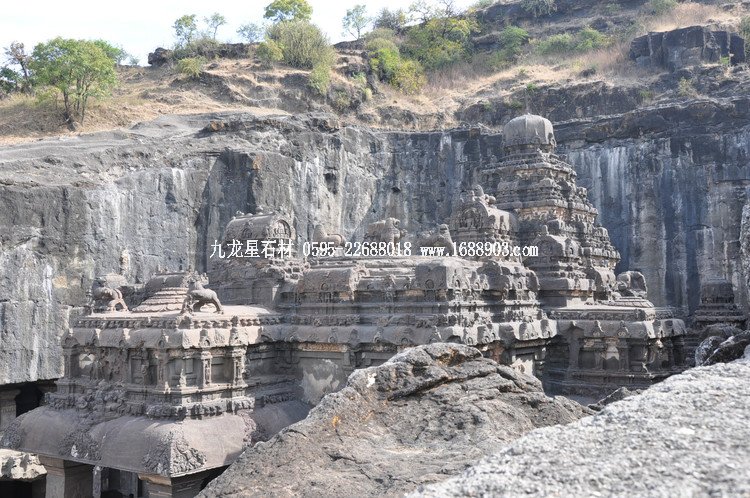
[39,457,94,498]
[0,388,20,431]
[93,465,102,498]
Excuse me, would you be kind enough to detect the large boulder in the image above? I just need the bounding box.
[415,350,750,497]
[199,343,589,497]
[147,47,173,66]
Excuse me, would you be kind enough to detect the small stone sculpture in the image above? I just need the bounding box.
[417,224,455,255]
[181,276,223,314]
[364,218,405,245]
[92,276,128,312]
[313,224,345,247]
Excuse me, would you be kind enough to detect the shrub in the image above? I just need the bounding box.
[331,89,352,111]
[369,46,402,82]
[522,0,556,18]
[267,21,334,69]
[173,37,221,60]
[576,27,608,51]
[177,56,206,79]
[390,58,425,94]
[648,0,677,16]
[257,40,283,65]
[534,27,608,55]
[308,63,331,95]
[351,72,367,87]
[535,33,576,55]
[739,16,750,43]
[678,78,698,97]
[363,87,373,101]
[492,26,530,67]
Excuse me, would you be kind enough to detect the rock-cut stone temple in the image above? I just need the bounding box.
[2,114,690,498]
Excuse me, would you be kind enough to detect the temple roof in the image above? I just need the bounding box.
[503,114,556,149]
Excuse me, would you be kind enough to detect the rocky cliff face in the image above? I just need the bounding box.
[1,93,749,383]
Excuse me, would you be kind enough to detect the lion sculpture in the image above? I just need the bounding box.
[364,218,405,245]
[92,277,128,312]
[417,224,455,255]
[181,276,223,314]
[313,224,345,247]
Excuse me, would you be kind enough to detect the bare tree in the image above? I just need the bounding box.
[342,5,371,40]
[4,42,31,90]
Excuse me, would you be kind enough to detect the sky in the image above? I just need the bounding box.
[1,0,478,65]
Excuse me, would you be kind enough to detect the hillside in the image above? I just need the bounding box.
[1,0,748,145]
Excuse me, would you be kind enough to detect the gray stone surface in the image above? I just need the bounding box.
[415,351,750,497]
[199,343,589,497]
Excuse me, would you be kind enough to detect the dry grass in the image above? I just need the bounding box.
[641,2,736,33]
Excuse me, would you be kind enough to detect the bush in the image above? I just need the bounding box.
[177,56,206,79]
[535,33,576,54]
[173,37,220,60]
[267,21,334,69]
[390,58,425,94]
[678,77,698,97]
[257,40,283,65]
[535,27,608,55]
[576,27,608,51]
[522,0,556,18]
[648,0,677,16]
[492,26,529,67]
[740,16,750,43]
[308,63,331,95]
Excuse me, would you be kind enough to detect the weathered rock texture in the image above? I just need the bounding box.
[415,351,750,497]
[198,343,588,498]
[630,26,746,70]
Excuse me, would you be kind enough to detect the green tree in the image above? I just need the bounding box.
[30,38,118,124]
[205,13,227,39]
[92,40,130,64]
[373,8,408,33]
[174,14,199,46]
[403,16,478,69]
[237,22,265,42]
[263,0,313,23]
[0,66,20,94]
[342,5,371,40]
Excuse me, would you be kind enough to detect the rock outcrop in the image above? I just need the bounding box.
[630,26,746,70]
[412,354,750,497]
[415,351,750,497]
[199,343,589,498]
[697,330,750,365]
